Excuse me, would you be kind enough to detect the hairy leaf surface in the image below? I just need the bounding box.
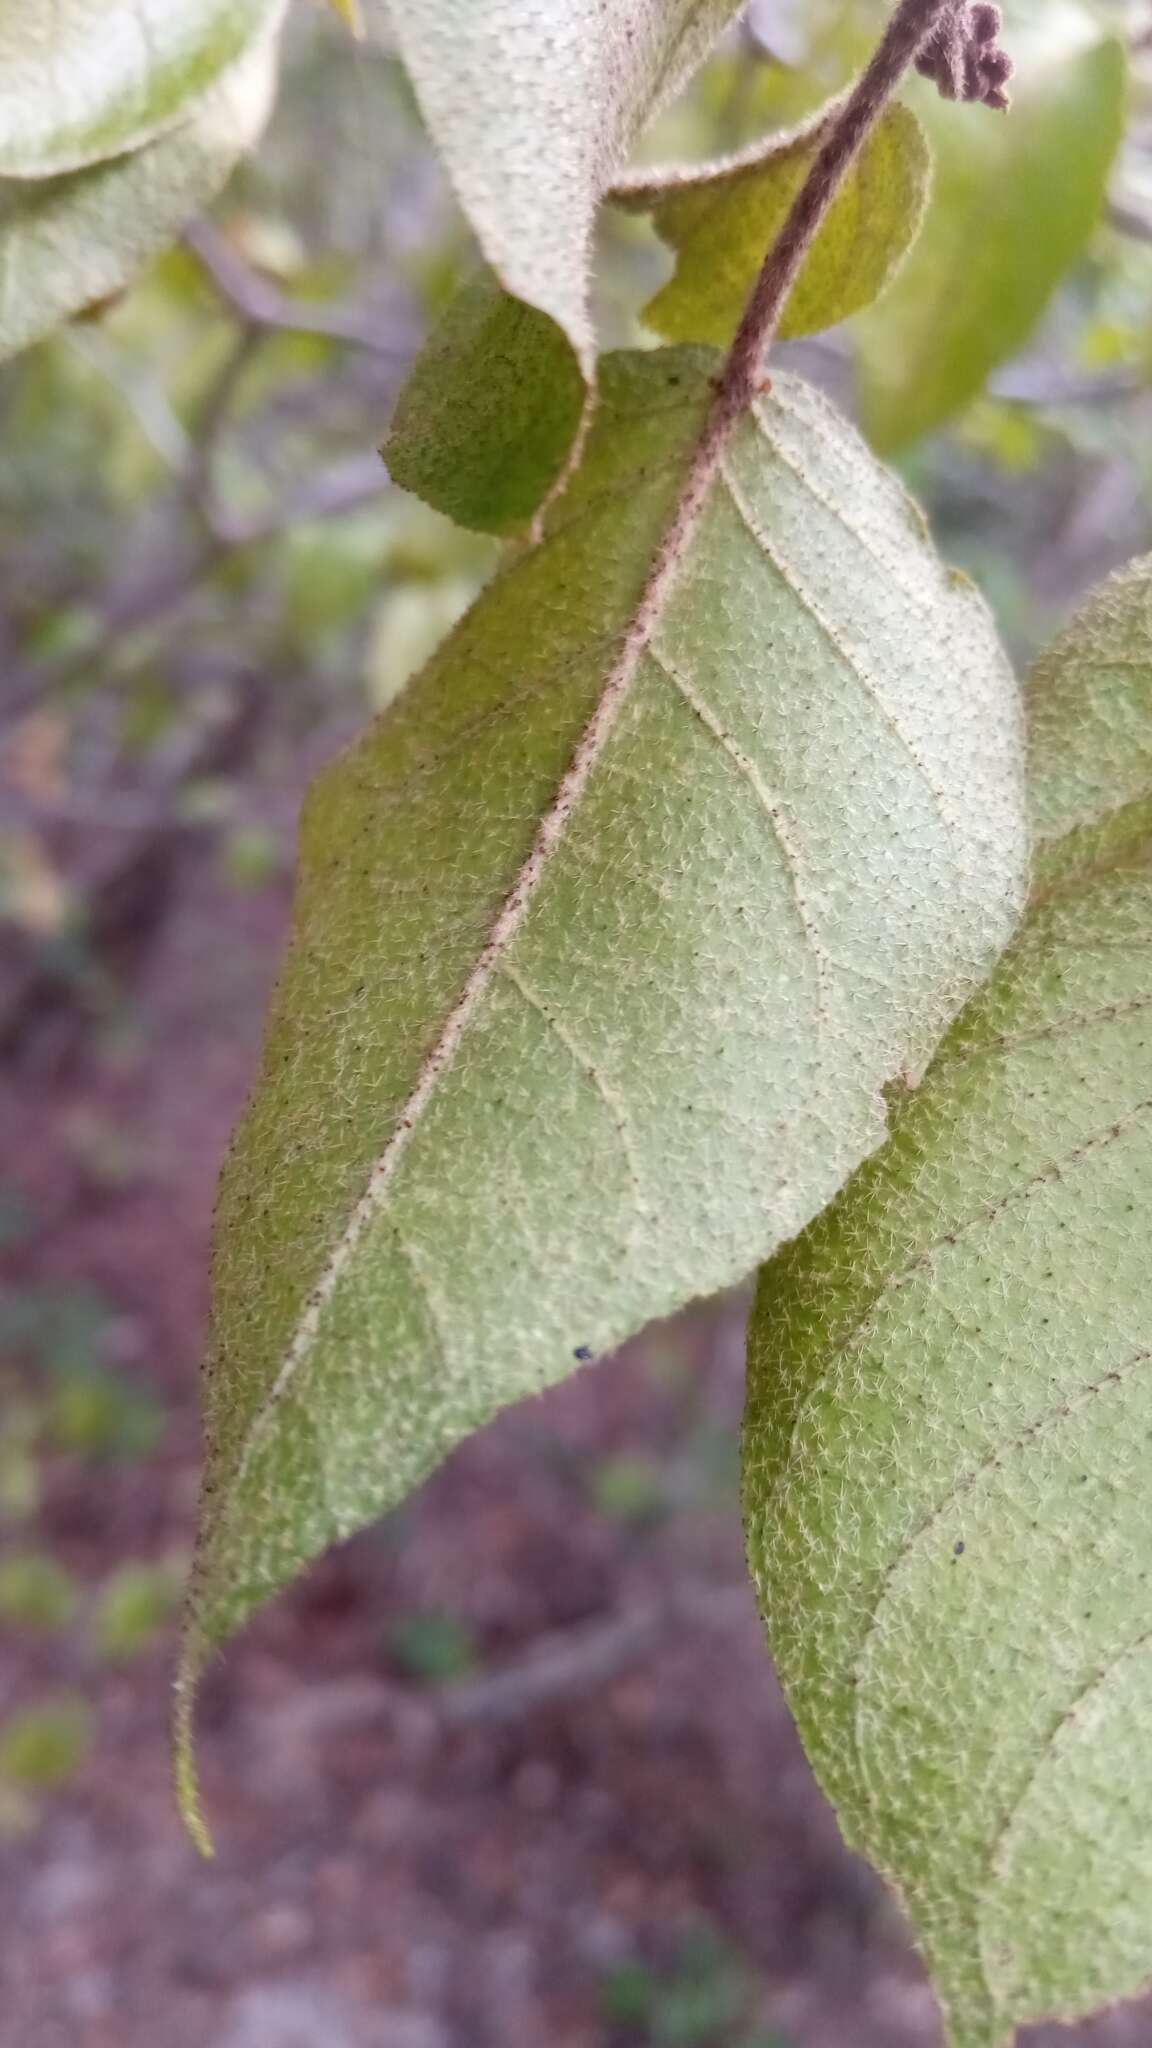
[856,28,1124,451]
[381,0,742,376]
[0,0,282,178]
[384,275,584,536]
[0,38,278,363]
[745,557,1152,2045]
[614,101,930,347]
[385,105,930,537]
[180,351,1025,1830]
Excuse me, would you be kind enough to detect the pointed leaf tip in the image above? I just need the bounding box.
[381,0,745,373]
[183,357,1025,1828]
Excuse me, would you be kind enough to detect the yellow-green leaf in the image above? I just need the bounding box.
[178,349,1025,1846]
[613,100,931,347]
[384,104,930,537]
[745,555,1152,2046]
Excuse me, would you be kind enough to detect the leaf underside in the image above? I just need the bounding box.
[745,558,1152,2045]
[381,0,744,375]
[182,351,1025,1754]
[0,36,278,363]
[0,0,282,179]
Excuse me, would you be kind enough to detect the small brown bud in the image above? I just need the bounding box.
[915,0,1014,110]
[969,3,1002,44]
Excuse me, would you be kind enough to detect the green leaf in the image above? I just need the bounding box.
[381,0,743,377]
[384,274,586,535]
[613,101,931,348]
[745,555,1152,2046]
[385,101,930,536]
[377,0,755,532]
[178,348,1025,1844]
[0,0,284,178]
[0,35,278,365]
[856,28,1125,452]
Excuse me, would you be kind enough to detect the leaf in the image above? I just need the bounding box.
[745,556,1152,2046]
[0,0,284,179]
[384,100,929,536]
[856,26,1125,452]
[178,346,1025,1840]
[612,100,931,348]
[383,274,586,535]
[381,0,744,377]
[0,34,279,364]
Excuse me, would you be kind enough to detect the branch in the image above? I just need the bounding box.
[255,1584,752,1753]
[436,1584,749,1728]
[708,0,959,442]
[622,0,966,601]
[185,220,412,362]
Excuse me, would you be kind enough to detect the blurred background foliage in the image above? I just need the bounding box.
[3,2,1152,2027]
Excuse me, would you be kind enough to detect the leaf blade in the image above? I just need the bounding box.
[383,275,586,535]
[390,101,932,537]
[615,100,931,346]
[0,34,279,363]
[0,0,283,178]
[381,0,744,375]
[184,350,1025,1733]
[745,556,1152,2045]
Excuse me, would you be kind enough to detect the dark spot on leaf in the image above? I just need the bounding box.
[573,1345,593,1361]
[953,1541,965,1556]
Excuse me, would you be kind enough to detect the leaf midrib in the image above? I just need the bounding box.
[217,381,991,1549]
[214,374,736,1516]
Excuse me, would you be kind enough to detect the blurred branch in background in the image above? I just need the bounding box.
[185,219,412,360]
[0,11,453,1062]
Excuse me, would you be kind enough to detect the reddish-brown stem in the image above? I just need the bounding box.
[701,0,956,452]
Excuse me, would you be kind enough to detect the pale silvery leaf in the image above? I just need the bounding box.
[0,0,284,177]
[614,100,931,346]
[381,0,745,375]
[0,35,279,362]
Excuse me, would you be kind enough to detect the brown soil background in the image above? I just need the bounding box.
[2,775,1150,2048]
